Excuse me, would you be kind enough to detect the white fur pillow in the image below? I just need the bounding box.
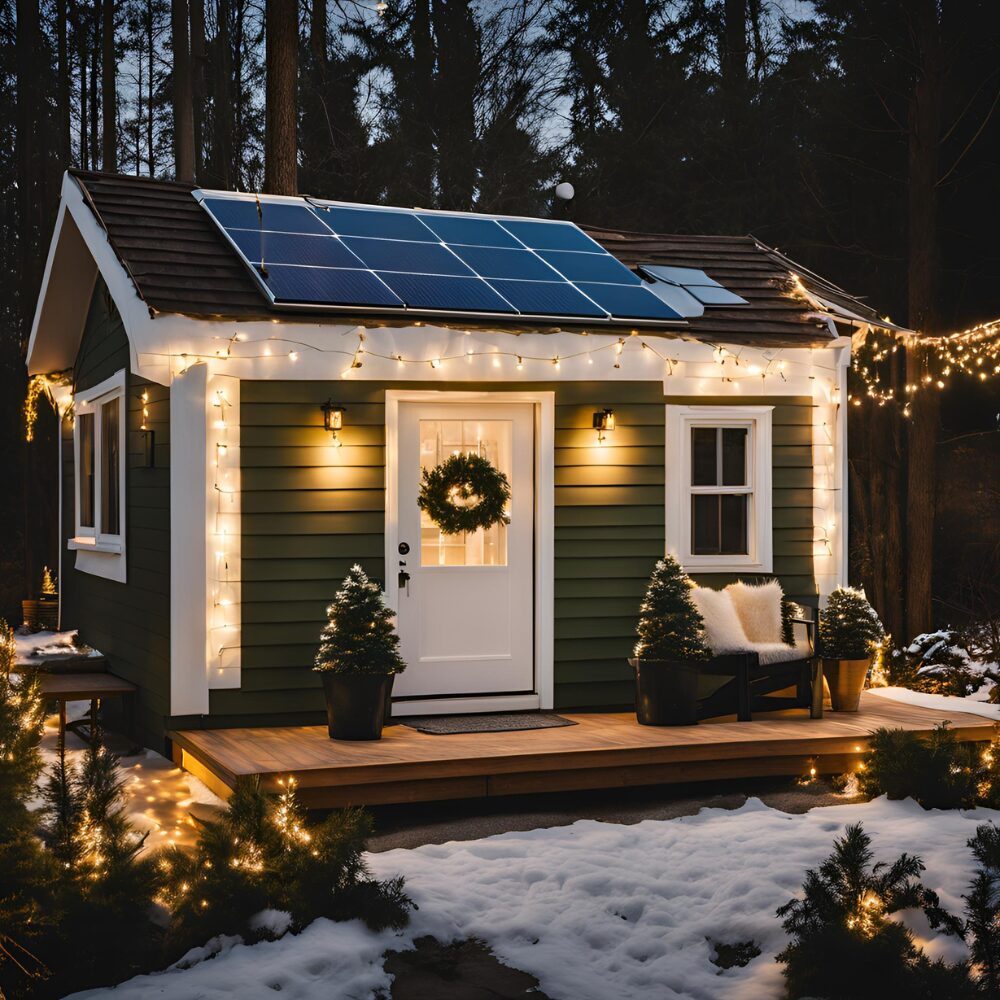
[726,579,784,644]
[690,587,749,655]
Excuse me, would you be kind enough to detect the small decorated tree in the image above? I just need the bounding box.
[634,557,709,662]
[314,565,406,676]
[820,587,885,660]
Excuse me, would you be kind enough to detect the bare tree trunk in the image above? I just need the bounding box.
[90,11,100,168]
[904,0,943,640]
[264,0,298,194]
[78,1,89,169]
[190,0,207,178]
[102,0,117,172]
[57,0,71,163]
[216,0,233,188]
[146,0,154,173]
[410,0,434,204]
[172,0,196,181]
[309,0,325,71]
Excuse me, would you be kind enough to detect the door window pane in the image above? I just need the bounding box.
[78,413,95,528]
[420,419,511,567]
[101,397,120,535]
[691,427,717,486]
[721,428,747,486]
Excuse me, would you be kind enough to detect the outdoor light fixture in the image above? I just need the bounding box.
[321,400,346,447]
[592,408,616,444]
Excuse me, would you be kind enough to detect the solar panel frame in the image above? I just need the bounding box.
[196,192,687,327]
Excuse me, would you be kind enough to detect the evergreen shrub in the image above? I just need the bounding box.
[634,556,709,662]
[314,565,406,676]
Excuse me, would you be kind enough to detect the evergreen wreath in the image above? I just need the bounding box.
[417,453,511,535]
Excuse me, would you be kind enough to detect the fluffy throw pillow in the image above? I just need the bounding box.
[726,579,784,644]
[690,587,749,655]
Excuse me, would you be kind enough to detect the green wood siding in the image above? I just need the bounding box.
[233,382,816,721]
[61,278,171,747]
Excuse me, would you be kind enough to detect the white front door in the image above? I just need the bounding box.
[393,401,535,699]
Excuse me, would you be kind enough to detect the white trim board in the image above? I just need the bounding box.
[384,389,555,713]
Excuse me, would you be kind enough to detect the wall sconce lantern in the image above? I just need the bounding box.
[321,400,346,447]
[592,408,615,444]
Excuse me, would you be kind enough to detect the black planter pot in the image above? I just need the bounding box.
[320,672,395,741]
[628,658,700,726]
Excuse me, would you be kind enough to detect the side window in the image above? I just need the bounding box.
[71,370,127,582]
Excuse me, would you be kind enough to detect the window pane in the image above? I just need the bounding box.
[720,494,748,554]
[101,397,120,535]
[79,413,95,528]
[691,427,717,486]
[419,419,510,567]
[691,494,719,554]
[721,428,747,486]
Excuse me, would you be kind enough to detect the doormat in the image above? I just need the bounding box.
[401,712,577,735]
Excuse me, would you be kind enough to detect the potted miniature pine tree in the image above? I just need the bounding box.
[819,587,885,712]
[628,557,710,725]
[314,565,406,740]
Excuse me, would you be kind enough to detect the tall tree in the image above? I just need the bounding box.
[431,0,478,210]
[102,0,117,171]
[189,0,206,175]
[171,0,195,180]
[263,0,296,194]
[904,0,943,638]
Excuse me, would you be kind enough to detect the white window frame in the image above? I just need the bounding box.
[665,404,773,573]
[68,368,127,582]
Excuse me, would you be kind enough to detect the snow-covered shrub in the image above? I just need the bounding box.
[886,629,997,697]
[858,724,983,810]
[776,823,975,998]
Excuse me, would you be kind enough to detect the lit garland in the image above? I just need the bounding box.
[23,371,72,442]
[851,318,1000,417]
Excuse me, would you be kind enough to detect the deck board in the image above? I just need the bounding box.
[170,694,995,807]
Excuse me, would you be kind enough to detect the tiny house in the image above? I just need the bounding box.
[27,170,899,751]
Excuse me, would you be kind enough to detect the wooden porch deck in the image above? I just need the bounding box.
[169,694,996,808]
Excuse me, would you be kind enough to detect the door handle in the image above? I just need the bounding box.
[398,559,410,595]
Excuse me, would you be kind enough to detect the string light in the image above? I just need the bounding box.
[852,317,1000,416]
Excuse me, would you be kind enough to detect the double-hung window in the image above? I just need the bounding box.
[665,405,773,572]
[70,369,127,582]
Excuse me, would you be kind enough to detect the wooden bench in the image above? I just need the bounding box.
[38,672,138,745]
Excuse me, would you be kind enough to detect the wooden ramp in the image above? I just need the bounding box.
[169,694,995,808]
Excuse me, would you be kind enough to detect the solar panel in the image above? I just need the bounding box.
[341,237,474,277]
[489,279,606,318]
[637,264,749,307]
[202,196,330,235]
[263,264,403,307]
[375,273,515,313]
[449,245,559,281]
[197,192,685,325]
[537,250,641,285]
[228,230,363,270]
[576,282,684,321]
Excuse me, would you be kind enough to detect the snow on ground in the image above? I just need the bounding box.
[68,796,993,1000]
[28,702,225,852]
[869,684,1000,721]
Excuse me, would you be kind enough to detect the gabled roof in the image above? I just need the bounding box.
[59,169,898,348]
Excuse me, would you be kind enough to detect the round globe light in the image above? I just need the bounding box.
[554,181,575,201]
